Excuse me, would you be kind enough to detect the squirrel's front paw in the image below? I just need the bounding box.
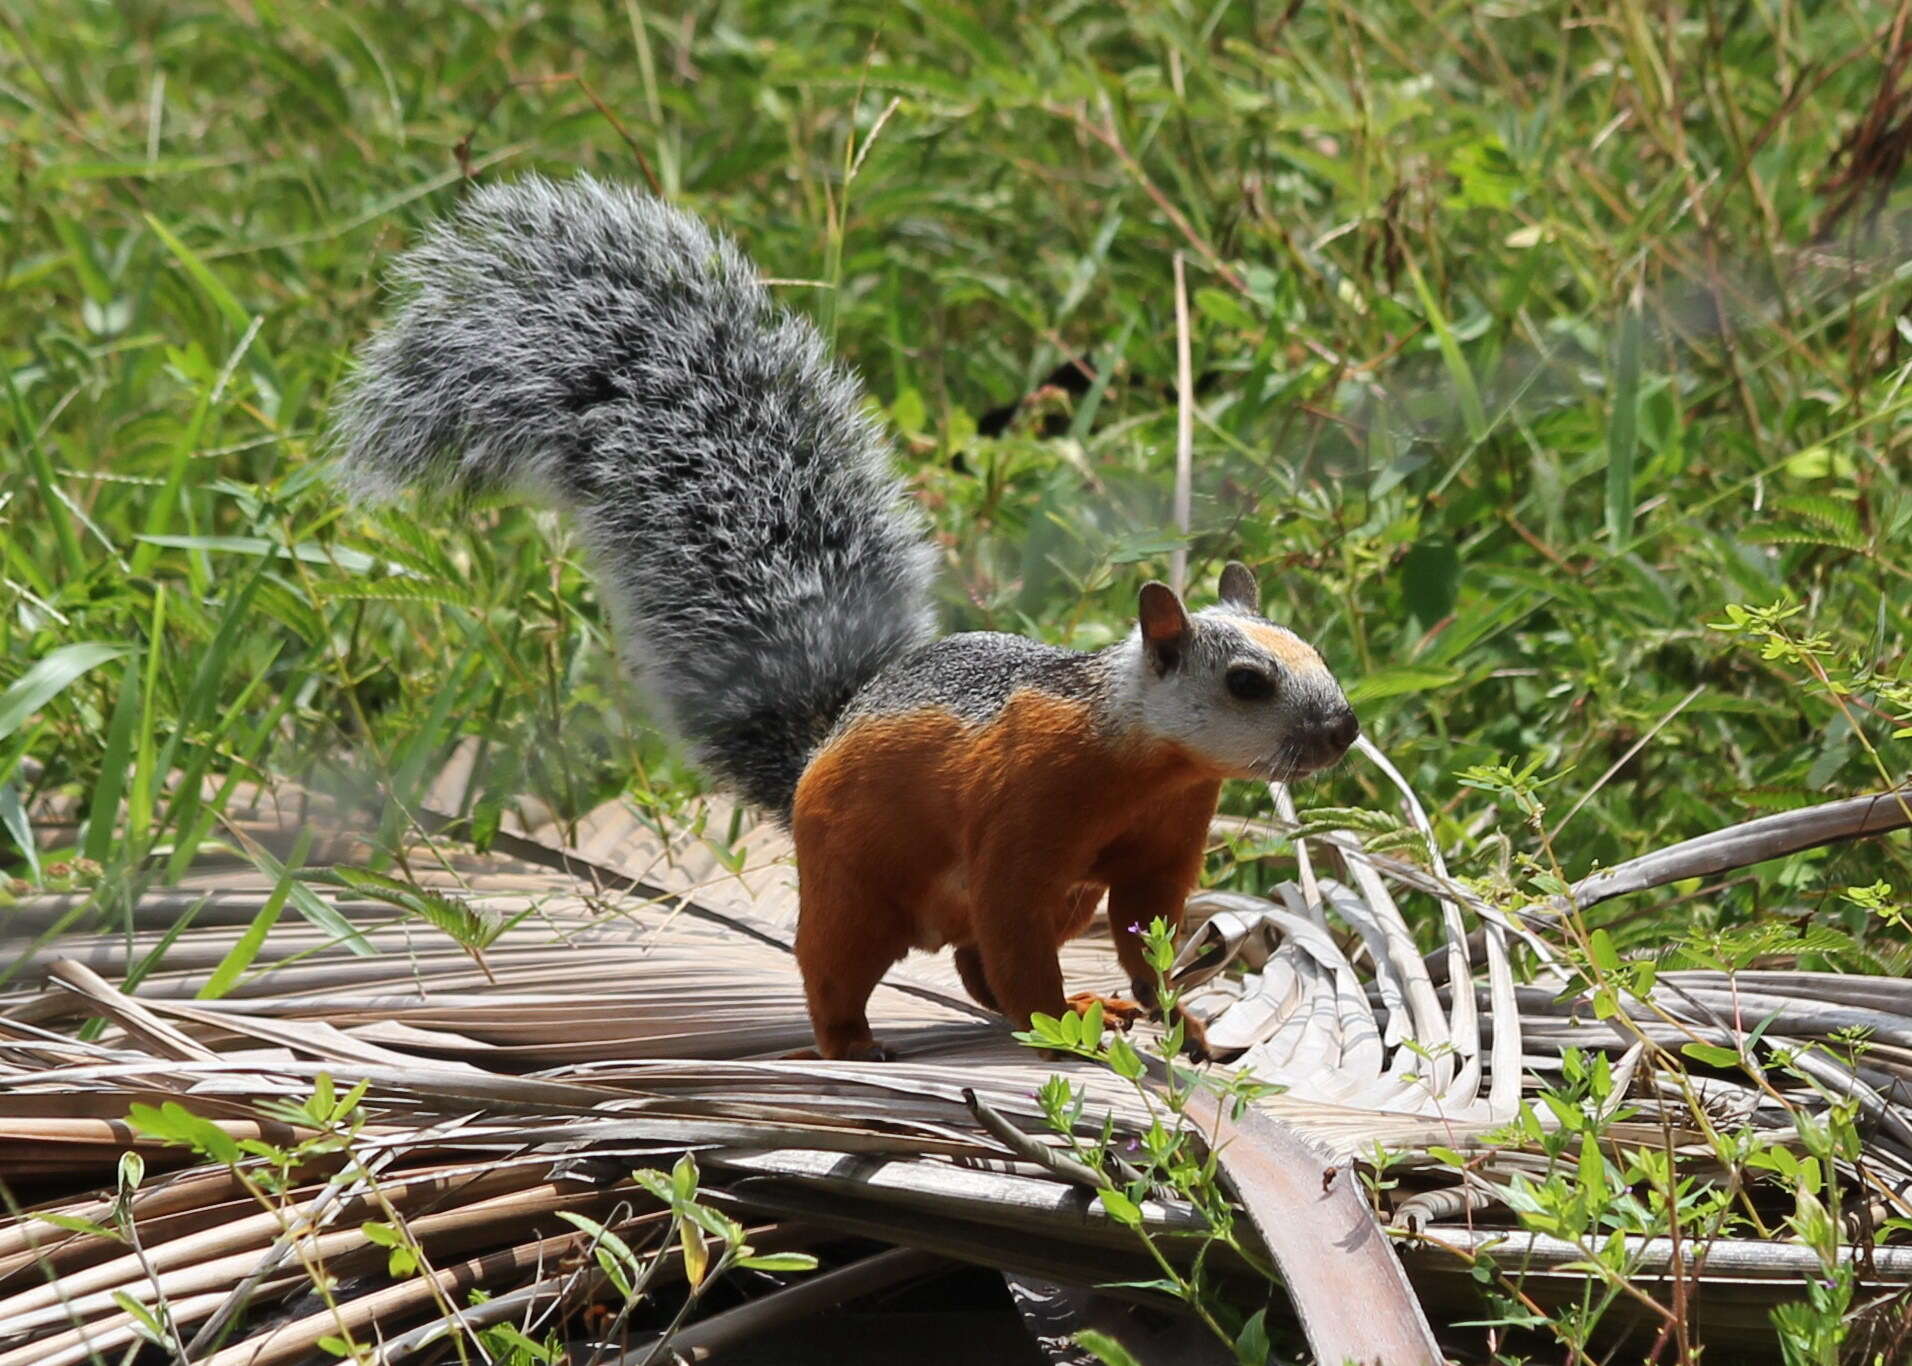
[1064,991,1150,1030]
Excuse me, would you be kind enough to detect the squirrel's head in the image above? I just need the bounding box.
[1123,562,1358,782]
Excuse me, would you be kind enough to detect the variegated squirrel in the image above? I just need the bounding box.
[332,175,1359,1061]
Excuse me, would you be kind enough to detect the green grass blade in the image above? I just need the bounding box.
[199,829,312,999]
[123,893,209,993]
[126,317,262,582]
[1607,297,1643,547]
[5,366,86,580]
[1404,255,1488,445]
[126,587,167,853]
[244,834,377,956]
[161,639,288,884]
[143,212,251,333]
[82,654,143,864]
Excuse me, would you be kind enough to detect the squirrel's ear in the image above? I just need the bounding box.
[1218,560,1259,612]
[1137,581,1192,674]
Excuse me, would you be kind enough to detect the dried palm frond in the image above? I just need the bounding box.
[3,745,1910,1363]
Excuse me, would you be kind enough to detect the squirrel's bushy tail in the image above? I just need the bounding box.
[331,175,937,818]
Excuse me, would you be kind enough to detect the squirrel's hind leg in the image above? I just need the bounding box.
[794,873,908,1062]
[952,944,999,1012]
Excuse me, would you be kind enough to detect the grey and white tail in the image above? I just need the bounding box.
[330,175,937,818]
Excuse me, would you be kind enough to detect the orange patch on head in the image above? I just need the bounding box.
[1243,622,1327,674]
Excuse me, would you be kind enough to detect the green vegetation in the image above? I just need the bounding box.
[116,1078,813,1362]
[1019,920,1293,1365]
[7,1,1909,931]
[6,18,1912,1344]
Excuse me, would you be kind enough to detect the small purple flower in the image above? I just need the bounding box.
[1127,922,1142,935]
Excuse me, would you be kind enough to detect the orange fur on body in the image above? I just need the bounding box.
[790,691,1222,1060]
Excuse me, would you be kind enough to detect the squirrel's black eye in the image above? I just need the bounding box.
[1226,666,1275,702]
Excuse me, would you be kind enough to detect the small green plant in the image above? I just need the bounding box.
[1844,878,1910,937]
[1441,731,1907,1362]
[126,1075,397,1360]
[1709,600,1912,805]
[1016,916,1284,1365]
[561,1154,818,1361]
[122,1084,814,1363]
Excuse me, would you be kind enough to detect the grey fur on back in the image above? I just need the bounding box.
[330,175,939,819]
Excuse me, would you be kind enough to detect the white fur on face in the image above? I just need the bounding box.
[1110,607,1352,780]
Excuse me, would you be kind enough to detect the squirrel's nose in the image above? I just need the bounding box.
[1301,703,1359,768]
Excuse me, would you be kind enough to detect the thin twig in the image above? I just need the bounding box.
[1549,684,1705,839]
[1170,252,1195,596]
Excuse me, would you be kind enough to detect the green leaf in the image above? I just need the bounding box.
[6,366,85,577]
[247,844,376,957]
[1059,1006,1083,1047]
[1400,539,1460,631]
[313,866,520,951]
[111,1291,170,1349]
[1073,1328,1145,1366]
[1025,1011,1065,1046]
[135,533,382,573]
[735,1251,820,1272]
[1576,1132,1609,1206]
[595,1245,634,1298]
[0,643,131,741]
[889,385,927,435]
[198,845,300,999]
[1682,1041,1742,1069]
[679,1198,745,1247]
[1234,1307,1271,1365]
[127,1100,241,1165]
[1606,298,1642,546]
[361,1219,418,1276]
[631,1168,674,1203]
[1079,998,1104,1044]
[1097,1188,1143,1226]
[0,783,38,880]
[556,1211,638,1298]
[82,653,142,863]
[1405,256,1487,443]
[1588,928,1620,975]
[31,1211,121,1240]
[1345,666,1462,704]
[319,578,476,607]
[480,1324,556,1361]
[333,1078,371,1123]
[1195,286,1256,329]
[1106,1033,1145,1081]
